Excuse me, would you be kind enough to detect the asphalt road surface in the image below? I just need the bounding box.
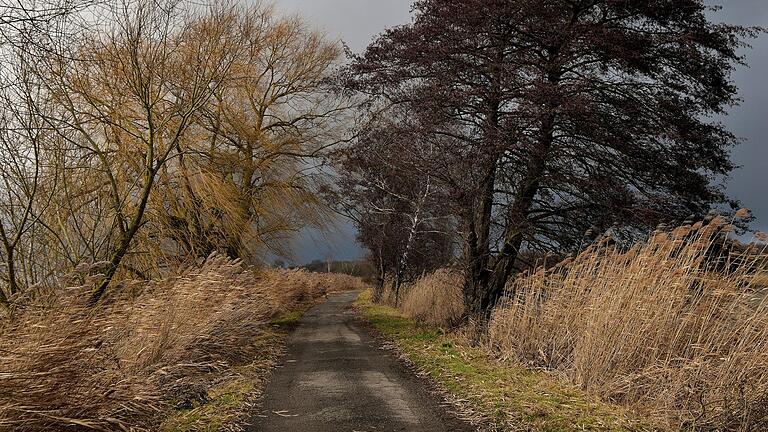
[247,291,475,432]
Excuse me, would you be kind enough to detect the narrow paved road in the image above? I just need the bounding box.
[248,291,474,432]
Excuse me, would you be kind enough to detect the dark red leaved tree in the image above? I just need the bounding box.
[342,0,758,317]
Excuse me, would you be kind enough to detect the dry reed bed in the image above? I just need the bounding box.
[489,219,768,430]
[397,269,465,327]
[0,255,366,431]
[384,217,768,430]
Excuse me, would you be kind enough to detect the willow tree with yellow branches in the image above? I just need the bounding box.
[0,0,349,306]
[157,4,349,263]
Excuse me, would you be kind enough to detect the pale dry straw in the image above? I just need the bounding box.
[400,269,465,327]
[488,222,768,430]
[0,255,366,431]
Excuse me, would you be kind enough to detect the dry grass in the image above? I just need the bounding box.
[488,220,768,430]
[399,269,465,327]
[0,255,365,431]
[376,270,465,327]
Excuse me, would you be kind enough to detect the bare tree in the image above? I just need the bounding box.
[1,0,80,43]
[37,0,240,304]
[160,4,350,262]
[0,72,45,303]
[0,4,74,305]
[331,113,456,303]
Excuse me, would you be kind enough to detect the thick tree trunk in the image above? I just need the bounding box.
[462,62,505,318]
[6,249,18,296]
[89,239,131,306]
[371,244,386,303]
[463,160,497,317]
[393,259,404,305]
[0,223,20,299]
[463,111,556,318]
[484,231,525,311]
[488,112,556,305]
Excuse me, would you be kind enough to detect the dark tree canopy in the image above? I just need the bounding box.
[328,112,456,302]
[340,0,758,316]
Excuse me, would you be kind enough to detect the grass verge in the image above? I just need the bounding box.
[355,290,655,432]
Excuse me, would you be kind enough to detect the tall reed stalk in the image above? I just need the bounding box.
[488,217,768,430]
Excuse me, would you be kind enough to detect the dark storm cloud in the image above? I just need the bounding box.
[705,1,768,233]
[271,0,414,263]
[276,0,768,262]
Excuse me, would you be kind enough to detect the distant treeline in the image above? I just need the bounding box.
[295,260,375,281]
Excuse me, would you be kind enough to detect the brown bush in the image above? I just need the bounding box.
[0,254,364,431]
[380,269,465,327]
[488,220,768,430]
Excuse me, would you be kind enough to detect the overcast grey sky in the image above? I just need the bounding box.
[704,1,768,234]
[275,0,768,263]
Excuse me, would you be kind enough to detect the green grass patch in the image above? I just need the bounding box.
[270,310,305,327]
[161,378,256,432]
[355,290,656,432]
